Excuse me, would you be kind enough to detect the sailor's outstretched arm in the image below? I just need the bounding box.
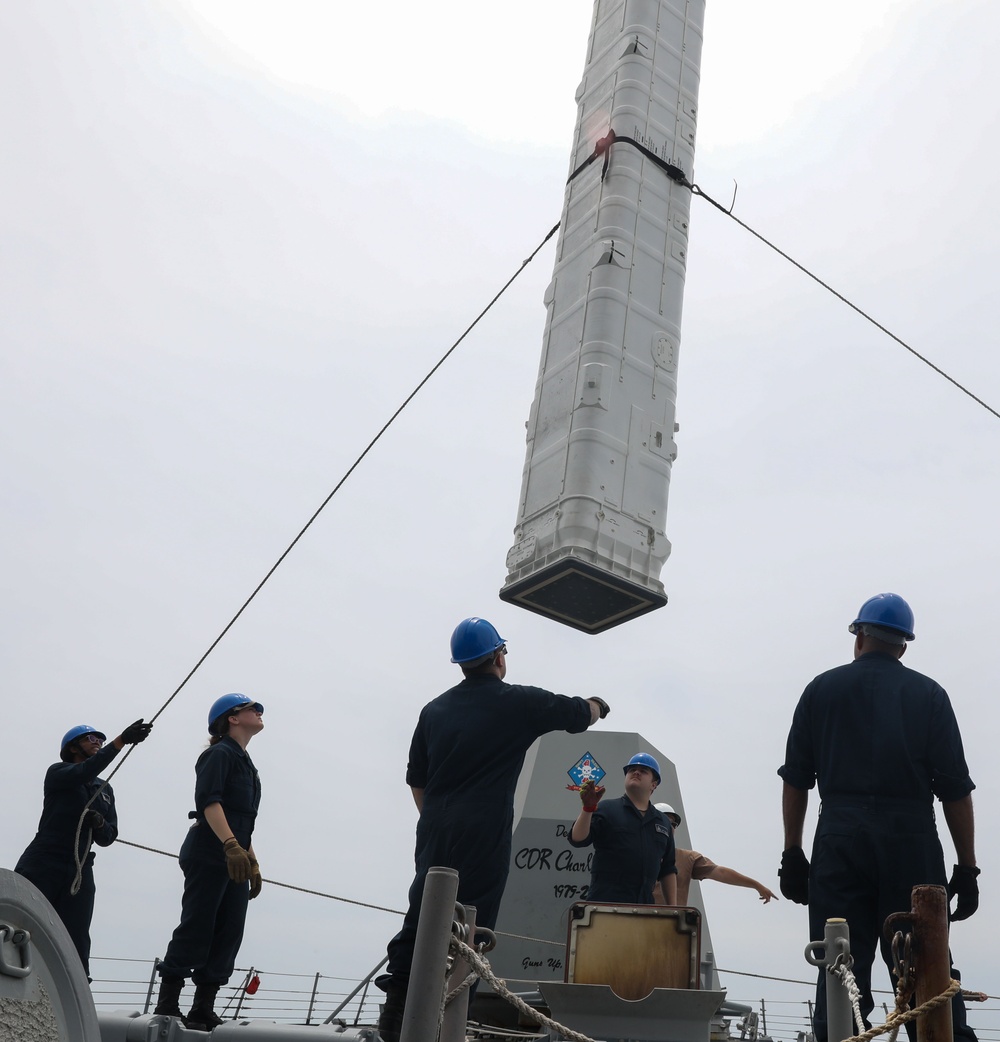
[704,866,777,902]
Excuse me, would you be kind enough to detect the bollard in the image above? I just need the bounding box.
[400,866,460,1042]
[805,918,853,1042]
[911,885,952,1042]
[439,904,475,1042]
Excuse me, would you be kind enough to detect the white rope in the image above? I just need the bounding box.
[444,970,478,1006]
[450,937,598,1042]
[829,960,868,1034]
[841,979,960,1042]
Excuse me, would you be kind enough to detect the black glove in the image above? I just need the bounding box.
[947,864,980,921]
[778,846,810,904]
[591,697,611,719]
[121,719,153,745]
[85,810,105,830]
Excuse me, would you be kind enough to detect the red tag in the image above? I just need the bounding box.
[246,974,260,995]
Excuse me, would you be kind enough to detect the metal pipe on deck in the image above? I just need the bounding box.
[400,866,460,1042]
[805,918,853,1042]
[440,904,475,1042]
[324,955,388,1024]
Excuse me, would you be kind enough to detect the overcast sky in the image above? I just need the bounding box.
[3,0,1000,1036]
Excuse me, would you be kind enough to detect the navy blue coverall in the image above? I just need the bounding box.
[159,737,261,986]
[779,651,976,1042]
[378,674,593,992]
[15,743,120,978]
[568,795,676,902]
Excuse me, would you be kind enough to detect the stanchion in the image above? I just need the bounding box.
[400,867,460,1042]
[805,918,853,1042]
[440,904,475,1042]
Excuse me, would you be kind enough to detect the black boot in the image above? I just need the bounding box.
[377,987,406,1042]
[185,983,224,1032]
[153,975,184,1018]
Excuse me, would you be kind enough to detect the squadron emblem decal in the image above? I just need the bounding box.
[566,752,605,790]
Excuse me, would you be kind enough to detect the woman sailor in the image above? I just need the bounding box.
[153,693,264,1030]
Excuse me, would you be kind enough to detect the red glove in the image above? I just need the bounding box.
[580,780,606,813]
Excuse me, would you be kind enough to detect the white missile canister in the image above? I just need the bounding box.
[501,0,705,633]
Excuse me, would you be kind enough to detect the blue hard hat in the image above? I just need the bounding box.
[208,693,264,735]
[450,617,506,664]
[60,724,106,758]
[848,593,915,641]
[623,752,661,785]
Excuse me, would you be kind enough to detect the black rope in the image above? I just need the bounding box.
[103,843,1000,1007]
[78,136,1000,900]
[567,128,690,188]
[688,182,1000,420]
[568,126,1000,422]
[66,225,562,875]
[717,966,816,987]
[147,222,562,730]
[116,839,405,915]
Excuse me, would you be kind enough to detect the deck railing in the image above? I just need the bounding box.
[89,955,385,1026]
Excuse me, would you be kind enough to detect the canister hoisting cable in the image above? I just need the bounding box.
[140,219,559,732]
[567,127,689,187]
[67,226,560,893]
[570,128,1000,422]
[71,135,998,892]
[688,181,1000,421]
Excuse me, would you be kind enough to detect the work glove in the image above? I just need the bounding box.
[591,697,611,719]
[121,719,153,745]
[947,864,981,921]
[85,810,105,830]
[778,846,810,905]
[579,779,606,813]
[223,838,252,883]
[249,859,263,900]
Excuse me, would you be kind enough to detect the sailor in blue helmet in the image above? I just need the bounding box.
[375,617,611,1042]
[15,717,153,978]
[778,594,979,1042]
[569,752,677,903]
[154,693,264,1031]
